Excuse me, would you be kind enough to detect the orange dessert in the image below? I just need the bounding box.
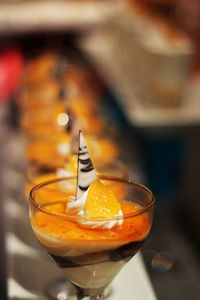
[30,176,153,294]
[32,199,150,251]
[29,132,154,297]
[23,52,59,85]
[80,115,104,135]
[87,137,118,168]
[20,102,68,136]
[26,134,118,169]
[18,79,61,112]
[26,134,71,168]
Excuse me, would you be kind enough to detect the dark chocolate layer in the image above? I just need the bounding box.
[48,240,145,268]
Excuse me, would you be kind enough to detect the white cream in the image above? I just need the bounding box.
[67,188,123,229]
[57,167,74,178]
[56,168,75,192]
[57,142,70,155]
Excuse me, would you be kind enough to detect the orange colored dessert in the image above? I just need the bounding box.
[26,134,71,168]
[33,201,149,245]
[87,137,118,167]
[31,178,151,253]
[31,188,150,291]
[26,133,118,169]
[80,115,104,135]
[30,176,154,294]
[18,79,61,112]
[65,135,118,167]
[23,52,59,85]
[69,96,97,117]
[20,102,68,136]
[29,80,60,101]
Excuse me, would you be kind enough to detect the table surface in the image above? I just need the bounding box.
[0,120,157,300]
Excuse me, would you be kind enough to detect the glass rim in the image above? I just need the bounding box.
[29,175,155,221]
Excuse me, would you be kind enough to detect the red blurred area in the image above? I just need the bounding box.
[0,48,24,102]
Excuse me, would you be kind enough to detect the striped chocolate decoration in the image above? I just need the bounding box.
[69,115,81,155]
[76,131,96,199]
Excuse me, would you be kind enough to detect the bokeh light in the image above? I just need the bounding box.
[152,252,174,273]
[57,113,69,126]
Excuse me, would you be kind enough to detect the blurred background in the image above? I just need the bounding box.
[1,0,200,299]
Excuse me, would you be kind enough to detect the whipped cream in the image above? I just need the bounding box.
[57,167,74,178]
[56,168,75,191]
[57,142,70,155]
[67,188,123,229]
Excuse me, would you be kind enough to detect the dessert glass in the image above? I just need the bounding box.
[29,176,155,299]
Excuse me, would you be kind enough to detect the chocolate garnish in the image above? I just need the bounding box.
[76,131,96,200]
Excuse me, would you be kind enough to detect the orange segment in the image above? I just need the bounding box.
[86,179,121,218]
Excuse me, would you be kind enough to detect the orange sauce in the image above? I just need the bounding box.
[32,201,150,243]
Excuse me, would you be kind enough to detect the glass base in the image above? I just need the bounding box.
[45,277,113,300]
[45,277,77,300]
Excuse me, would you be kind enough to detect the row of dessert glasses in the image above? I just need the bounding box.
[16,50,127,195]
[16,49,132,299]
[16,48,155,300]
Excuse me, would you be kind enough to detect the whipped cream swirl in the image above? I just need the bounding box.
[57,167,74,178]
[56,168,75,191]
[67,188,123,229]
